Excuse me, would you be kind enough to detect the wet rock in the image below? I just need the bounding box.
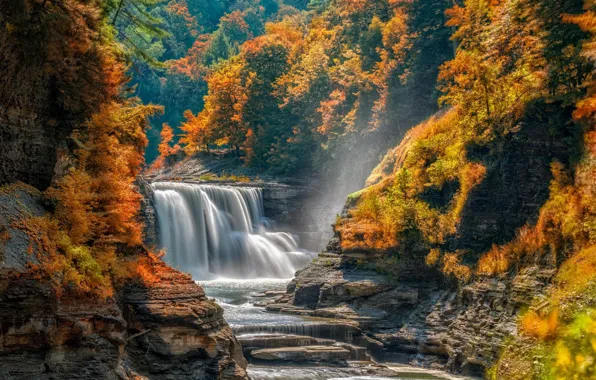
[120,256,248,380]
[250,345,351,363]
[294,283,323,308]
[335,342,371,361]
[232,322,362,346]
[238,334,334,350]
[278,230,552,376]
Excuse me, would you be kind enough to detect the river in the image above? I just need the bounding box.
[151,181,472,380]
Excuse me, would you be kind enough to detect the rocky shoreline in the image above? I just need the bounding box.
[254,236,553,377]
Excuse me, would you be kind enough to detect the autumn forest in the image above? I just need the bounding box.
[2,0,596,379]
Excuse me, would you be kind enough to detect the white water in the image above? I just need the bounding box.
[151,182,315,280]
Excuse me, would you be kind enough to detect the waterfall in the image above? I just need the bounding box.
[151,182,315,280]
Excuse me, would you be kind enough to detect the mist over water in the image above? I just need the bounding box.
[151,182,315,280]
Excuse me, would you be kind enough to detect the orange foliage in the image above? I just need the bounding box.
[166,0,198,36]
[203,59,251,152]
[477,227,546,275]
[179,110,211,155]
[17,216,114,299]
[20,0,166,299]
[425,248,441,266]
[152,123,181,170]
[220,10,252,42]
[520,309,559,341]
[51,101,162,247]
[337,219,399,251]
[265,18,306,57]
[565,10,596,120]
[442,252,472,282]
[168,35,211,80]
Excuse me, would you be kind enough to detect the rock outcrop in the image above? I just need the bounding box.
[0,184,248,380]
[268,239,553,376]
[250,345,351,363]
[263,103,574,377]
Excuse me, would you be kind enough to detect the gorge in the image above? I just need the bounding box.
[145,176,468,379]
[3,0,596,378]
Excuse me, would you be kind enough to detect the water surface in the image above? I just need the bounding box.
[200,279,472,380]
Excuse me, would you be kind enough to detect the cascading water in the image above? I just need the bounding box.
[151,181,468,380]
[151,181,315,280]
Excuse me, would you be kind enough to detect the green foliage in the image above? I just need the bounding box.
[129,0,295,162]
[104,0,170,66]
[133,0,452,171]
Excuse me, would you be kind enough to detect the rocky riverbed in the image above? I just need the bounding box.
[257,238,553,377]
[199,279,472,380]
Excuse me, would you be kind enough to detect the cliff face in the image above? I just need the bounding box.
[272,103,576,377]
[0,0,98,191]
[281,247,553,376]
[0,20,69,190]
[0,184,248,380]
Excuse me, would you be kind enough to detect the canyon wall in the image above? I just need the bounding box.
[0,184,248,380]
[269,103,577,377]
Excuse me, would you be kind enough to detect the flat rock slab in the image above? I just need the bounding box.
[238,334,334,349]
[250,345,351,362]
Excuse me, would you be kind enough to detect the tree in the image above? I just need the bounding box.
[241,36,293,167]
[152,123,180,169]
[439,0,546,135]
[104,0,170,65]
[203,59,251,155]
[179,109,211,155]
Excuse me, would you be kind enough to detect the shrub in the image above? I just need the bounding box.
[520,309,559,341]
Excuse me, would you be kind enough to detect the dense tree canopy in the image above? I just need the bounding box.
[147,0,452,174]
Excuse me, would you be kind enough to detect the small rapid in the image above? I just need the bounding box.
[200,279,473,380]
[151,182,315,280]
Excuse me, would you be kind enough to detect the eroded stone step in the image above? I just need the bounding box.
[250,345,351,363]
[232,322,361,342]
[238,334,335,350]
[335,342,371,361]
[233,322,385,360]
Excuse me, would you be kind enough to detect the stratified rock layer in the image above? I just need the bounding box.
[251,345,351,363]
[268,105,572,377]
[0,184,248,380]
[273,243,553,377]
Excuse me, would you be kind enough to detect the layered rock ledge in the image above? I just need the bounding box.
[264,236,552,377]
[0,184,248,380]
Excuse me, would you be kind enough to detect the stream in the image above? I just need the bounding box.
[151,181,471,379]
[200,279,469,380]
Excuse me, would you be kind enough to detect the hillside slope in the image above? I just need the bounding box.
[271,0,596,378]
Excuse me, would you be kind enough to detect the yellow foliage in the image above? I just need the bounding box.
[552,246,596,306]
[477,226,545,275]
[18,216,114,299]
[339,108,486,279]
[520,309,559,341]
[425,248,441,266]
[442,252,472,282]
